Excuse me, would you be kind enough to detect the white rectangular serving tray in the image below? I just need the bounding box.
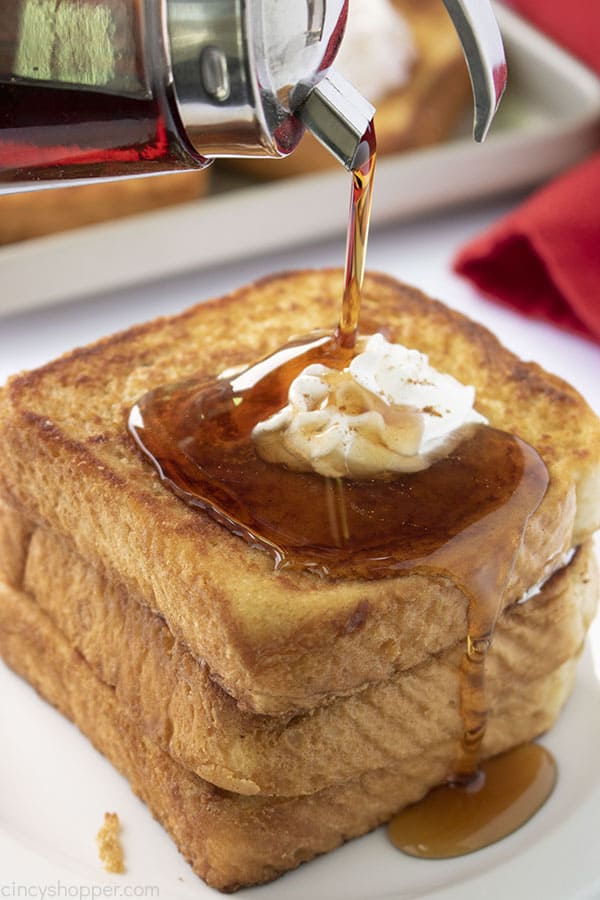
[0,2,599,317]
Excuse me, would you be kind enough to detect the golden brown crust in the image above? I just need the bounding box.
[0,499,32,589]
[0,171,209,246]
[0,573,584,891]
[3,496,597,798]
[0,270,599,715]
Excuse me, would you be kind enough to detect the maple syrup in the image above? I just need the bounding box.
[129,119,557,857]
[388,744,557,859]
[338,123,376,348]
[0,80,201,182]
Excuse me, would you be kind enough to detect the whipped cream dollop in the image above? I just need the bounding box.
[252,334,488,479]
[335,0,417,101]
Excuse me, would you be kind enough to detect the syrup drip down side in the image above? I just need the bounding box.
[128,124,557,859]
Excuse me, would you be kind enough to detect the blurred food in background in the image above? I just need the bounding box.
[0,170,208,246]
[221,0,471,181]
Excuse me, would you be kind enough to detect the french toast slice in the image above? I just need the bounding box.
[0,560,589,892]
[1,498,596,799]
[0,270,599,715]
[222,0,471,181]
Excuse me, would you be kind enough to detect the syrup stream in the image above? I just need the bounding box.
[338,123,376,348]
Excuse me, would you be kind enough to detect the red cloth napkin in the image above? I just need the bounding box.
[455,155,600,340]
[508,0,600,77]
[454,1,600,342]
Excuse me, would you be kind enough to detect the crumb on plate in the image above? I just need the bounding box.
[96,811,125,874]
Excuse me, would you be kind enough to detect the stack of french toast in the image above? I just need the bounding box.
[0,270,599,891]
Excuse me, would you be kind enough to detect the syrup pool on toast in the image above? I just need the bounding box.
[129,121,556,859]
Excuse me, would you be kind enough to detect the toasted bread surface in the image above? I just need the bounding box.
[223,0,471,181]
[6,502,594,797]
[0,498,32,588]
[0,577,581,891]
[0,270,599,714]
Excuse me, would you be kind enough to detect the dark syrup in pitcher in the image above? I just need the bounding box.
[129,120,556,857]
[0,2,204,182]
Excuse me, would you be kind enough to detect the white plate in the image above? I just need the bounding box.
[0,2,599,317]
[1,576,599,900]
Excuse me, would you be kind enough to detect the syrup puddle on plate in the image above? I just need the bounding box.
[388,744,557,859]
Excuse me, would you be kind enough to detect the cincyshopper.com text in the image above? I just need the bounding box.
[1,883,160,899]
